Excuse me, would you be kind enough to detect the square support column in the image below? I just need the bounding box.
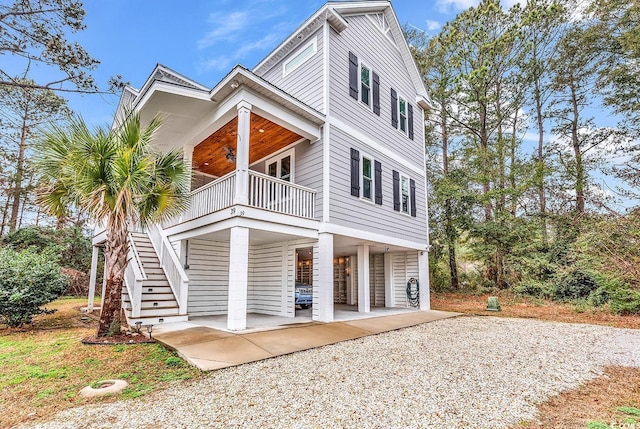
[87,245,99,311]
[315,232,334,322]
[235,102,251,206]
[357,244,370,313]
[384,252,393,308]
[418,250,431,310]
[227,226,249,330]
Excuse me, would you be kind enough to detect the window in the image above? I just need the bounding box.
[350,148,382,204]
[349,52,380,115]
[360,63,371,107]
[393,170,416,217]
[283,37,317,77]
[391,89,414,140]
[401,175,409,213]
[362,155,373,200]
[399,97,407,134]
[265,149,294,182]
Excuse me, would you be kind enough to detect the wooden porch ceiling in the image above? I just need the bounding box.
[192,113,303,177]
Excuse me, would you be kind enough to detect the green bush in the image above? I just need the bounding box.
[587,287,611,307]
[514,279,553,299]
[0,248,68,327]
[2,226,92,272]
[609,287,640,315]
[553,269,599,301]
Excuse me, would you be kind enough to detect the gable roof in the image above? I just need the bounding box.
[253,1,431,109]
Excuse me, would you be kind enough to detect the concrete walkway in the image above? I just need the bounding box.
[153,310,459,370]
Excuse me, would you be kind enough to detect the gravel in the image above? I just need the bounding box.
[19,316,640,429]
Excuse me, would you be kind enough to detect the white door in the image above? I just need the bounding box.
[265,149,294,182]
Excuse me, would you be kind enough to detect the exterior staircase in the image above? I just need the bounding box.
[122,232,188,326]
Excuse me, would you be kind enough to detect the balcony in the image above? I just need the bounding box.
[165,170,316,228]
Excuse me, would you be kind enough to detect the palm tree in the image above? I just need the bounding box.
[37,112,189,337]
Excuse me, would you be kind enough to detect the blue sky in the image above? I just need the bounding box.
[63,0,521,126]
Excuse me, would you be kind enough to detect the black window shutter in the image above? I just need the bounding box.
[410,179,417,217]
[391,89,398,128]
[349,52,358,100]
[372,72,380,116]
[350,148,360,197]
[374,160,382,205]
[392,170,400,211]
[408,103,414,140]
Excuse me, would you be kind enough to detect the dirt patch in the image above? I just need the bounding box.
[432,292,640,329]
[82,332,154,345]
[514,366,640,428]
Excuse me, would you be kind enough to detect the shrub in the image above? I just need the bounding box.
[609,287,640,315]
[0,248,68,327]
[514,280,553,299]
[553,269,599,301]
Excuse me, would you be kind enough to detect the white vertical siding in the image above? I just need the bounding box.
[258,28,325,112]
[328,125,428,242]
[247,242,286,316]
[187,238,229,316]
[328,14,425,169]
[369,253,385,307]
[392,251,419,307]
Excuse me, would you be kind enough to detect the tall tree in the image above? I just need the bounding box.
[520,0,567,245]
[549,24,614,214]
[37,112,189,337]
[0,79,70,232]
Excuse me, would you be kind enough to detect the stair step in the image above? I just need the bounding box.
[140,302,177,310]
[141,292,175,300]
[139,307,180,317]
[125,315,188,326]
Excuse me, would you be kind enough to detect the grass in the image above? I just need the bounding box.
[0,297,202,428]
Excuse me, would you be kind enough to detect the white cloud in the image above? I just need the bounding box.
[436,0,525,12]
[425,19,442,31]
[197,11,249,49]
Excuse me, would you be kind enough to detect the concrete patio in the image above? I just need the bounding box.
[152,308,460,371]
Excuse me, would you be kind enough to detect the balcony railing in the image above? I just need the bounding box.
[164,170,316,228]
[248,171,315,219]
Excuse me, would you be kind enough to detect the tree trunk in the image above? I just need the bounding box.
[570,81,585,214]
[441,107,459,289]
[479,106,492,222]
[97,219,130,337]
[8,103,30,232]
[510,108,518,217]
[534,76,548,246]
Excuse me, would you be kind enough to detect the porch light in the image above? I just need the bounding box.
[258,129,265,133]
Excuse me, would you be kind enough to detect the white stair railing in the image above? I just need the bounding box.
[147,223,189,315]
[124,233,147,318]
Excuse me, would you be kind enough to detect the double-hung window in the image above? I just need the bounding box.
[401,174,410,213]
[362,155,373,201]
[360,63,371,108]
[398,97,407,134]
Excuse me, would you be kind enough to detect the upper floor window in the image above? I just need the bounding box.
[350,148,382,204]
[360,63,371,108]
[393,170,416,217]
[283,37,317,77]
[391,88,415,140]
[349,52,380,115]
[399,97,407,134]
[401,174,410,213]
[362,155,373,200]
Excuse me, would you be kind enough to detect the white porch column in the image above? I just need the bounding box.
[315,232,334,322]
[87,246,99,311]
[384,252,393,308]
[357,244,370,313]
[183,144,194,191]
[227,226,249,330]
[235,101,251,206]
[418,250,431,310]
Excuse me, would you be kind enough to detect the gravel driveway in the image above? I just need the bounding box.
[19,316,640,429]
